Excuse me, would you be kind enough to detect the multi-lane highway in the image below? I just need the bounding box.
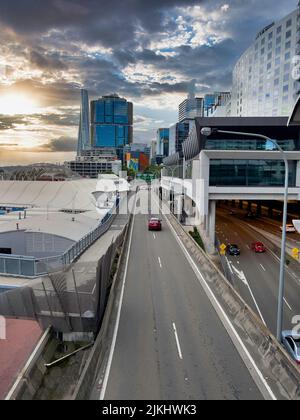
[216,206,300,334]
[95,190,265,400]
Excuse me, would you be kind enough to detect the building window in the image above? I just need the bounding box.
[285,52,291,61]
[261,37,265,45]
[283,73,289,82]
[267,62,272,71]
[261,48,265,55]
[286,19,292,28]
[268,42,272,51]
[275,47,281,55]
[276,36,281,45]
[283,95,289,103]
[275,57,281,66]
[286,30,292,38]
[274,78,280,86]
[268,32,273,40]
[285,40,291,50]
[277,26,282,34]
[267,52,272,60]
[284,63,290,72]
[283,84,289,93]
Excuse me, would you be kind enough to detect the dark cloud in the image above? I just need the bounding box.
[29,50,68,71]
[45,136,77,152]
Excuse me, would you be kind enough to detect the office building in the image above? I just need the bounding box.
[91,94,133,159]
[204,92,231,117]
[231,8,300,117]
[179,97,204,122]
[168,121,194,156]
[65,149,122,178]
[77,89,91,155]
[124,144,151,172]
[156,128,170,157]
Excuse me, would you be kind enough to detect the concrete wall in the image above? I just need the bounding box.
[0,231,74,257]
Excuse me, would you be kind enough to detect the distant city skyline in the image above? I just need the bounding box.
[0,0,297,164]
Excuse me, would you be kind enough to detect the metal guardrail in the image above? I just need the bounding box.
[0,200,119,278]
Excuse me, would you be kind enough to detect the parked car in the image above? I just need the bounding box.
[282,331,300,365]
[251,242,266,253]
[280,224,296,233]
[148,218,162,231]
[245,211,256,220]
[226,244,240,256]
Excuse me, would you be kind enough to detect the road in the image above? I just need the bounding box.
[216,207,300,334]
[97,190,264,400]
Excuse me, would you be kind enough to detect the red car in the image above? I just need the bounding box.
[251,242,266,253]
[148,218,162,231]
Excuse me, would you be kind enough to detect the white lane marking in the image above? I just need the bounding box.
[153,233,156,240]
[230,264,266,326]
[99,209,136,400]
[226,258,233,274]
[284,298,292,311]
[260,264,266,272]
[237,261,240,265]
[173,323,183,360]
[158,256,162,268]
[162,211,276,401]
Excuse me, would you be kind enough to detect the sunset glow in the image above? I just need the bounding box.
[0,94,38,115]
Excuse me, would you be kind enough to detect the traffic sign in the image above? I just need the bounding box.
[292,248,299,259]
[220,243,227,251]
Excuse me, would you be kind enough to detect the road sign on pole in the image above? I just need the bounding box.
[292,248,299,260]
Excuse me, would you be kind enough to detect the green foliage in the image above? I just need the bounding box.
[189,227,205,252]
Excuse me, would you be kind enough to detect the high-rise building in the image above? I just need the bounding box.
[156,128,170,157]
[169,121,192,156]
[204,92,231,116]
[179,97,204,122]
[231,8,300,117]
[77,89,91,155]
[90,94,133,159]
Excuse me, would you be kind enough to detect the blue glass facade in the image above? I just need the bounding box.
[157,128,169,156]
[205,138,296,151]
[91,95,133,158]
[210,160,296,187]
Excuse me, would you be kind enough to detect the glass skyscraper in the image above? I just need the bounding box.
[231,8,300,117]
[77,89,91,155]
[156,128,170,157]
[91,94,133,158]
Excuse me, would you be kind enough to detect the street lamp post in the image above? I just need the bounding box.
[201,127,289,342]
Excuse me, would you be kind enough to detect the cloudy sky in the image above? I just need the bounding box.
[0,0,297,165]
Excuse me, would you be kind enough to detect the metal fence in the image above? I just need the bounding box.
[0,200,119,278]
[0,225,127,334]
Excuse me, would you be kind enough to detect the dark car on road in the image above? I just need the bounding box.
[227,244,240,256]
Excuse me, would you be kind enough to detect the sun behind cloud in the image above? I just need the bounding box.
[0,94,38,115]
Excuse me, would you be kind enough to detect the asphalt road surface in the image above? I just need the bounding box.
[216,207,300,334]
[98,191,263,400]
